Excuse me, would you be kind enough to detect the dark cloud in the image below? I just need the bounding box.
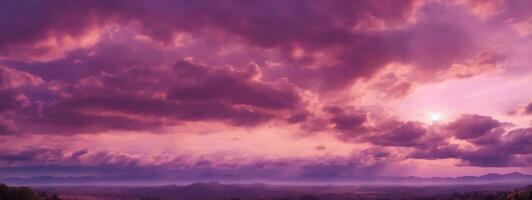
[0,124,10,135]
[1,0,480,89]
[6,37,173,82]
[327,112,443,148]
[0,147,392,181]
[410,145,519,167]
[370,121,428,147]
[130,0,423,91]
[129,0,418,47]
[319,106,368,137]
[329,113,367,131]
[525,103,532,115]
[168,61,300,110]
[324,106,366,129]
[13,60,303,134]
[446,114,502,139]
[0,0,415,59]
[0,0,126,60]
[70,149,88,159]
[0,149,62,163]
[0,68,26,112]
[0,148,142,174]
[411,126,532,167]
[282,5,479,91]
[500,128,532,154]
[0,89,20,112]
[286,111,310,123]
[20,97,167,133]
[0,68,32,135]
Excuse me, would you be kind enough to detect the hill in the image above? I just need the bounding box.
[0,183,61,200]
[505,185,532,200]
[15,182,532,200]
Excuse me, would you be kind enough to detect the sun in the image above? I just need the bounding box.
[428,112,443,123]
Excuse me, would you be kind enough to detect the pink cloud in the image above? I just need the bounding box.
[0,0,531,180]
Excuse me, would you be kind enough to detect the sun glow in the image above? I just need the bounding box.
[428,112,444,123]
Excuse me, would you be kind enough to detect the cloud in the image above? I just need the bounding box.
[318,112,532,168]
[0,0,114,61]
[501,128,532,155]
[0,147,394,180]
[446,114,502,139]
[0,148,62,163]
[0,0,501,136]
[0,147,142,172]
[128,0,420,46]
[370,121,428,147]
[0,0,529,179]
[0,0,416,61]
[0,124,10,135]
[330,114,366,130]
[1,0,484,90]
[525,103,532,115]
[302,106,370,140]
[168,61,300,111]
[12,60,303,134]
[411,124,532,167]
[70,149,88,159]
[0,89,20,113]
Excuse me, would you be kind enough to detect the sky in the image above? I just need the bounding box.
[0,0,531,182]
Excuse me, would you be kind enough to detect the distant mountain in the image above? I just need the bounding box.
[383,172,532,185]
[127,182,301,200]
[1,172,531,186]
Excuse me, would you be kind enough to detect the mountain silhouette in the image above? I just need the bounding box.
[1,172,531,185]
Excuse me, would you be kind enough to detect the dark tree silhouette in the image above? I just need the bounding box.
[0,183,41,200]
[0,183,65,200]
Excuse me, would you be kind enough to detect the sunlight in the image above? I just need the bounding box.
[428,112,444,123]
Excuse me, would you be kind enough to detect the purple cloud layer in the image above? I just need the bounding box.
[0,0,531,179]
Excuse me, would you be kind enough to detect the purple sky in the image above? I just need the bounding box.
[0,0,531,182]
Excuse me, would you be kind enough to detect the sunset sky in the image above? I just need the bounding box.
[0,0,531,182]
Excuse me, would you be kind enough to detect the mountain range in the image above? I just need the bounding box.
[2,172,532,186]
